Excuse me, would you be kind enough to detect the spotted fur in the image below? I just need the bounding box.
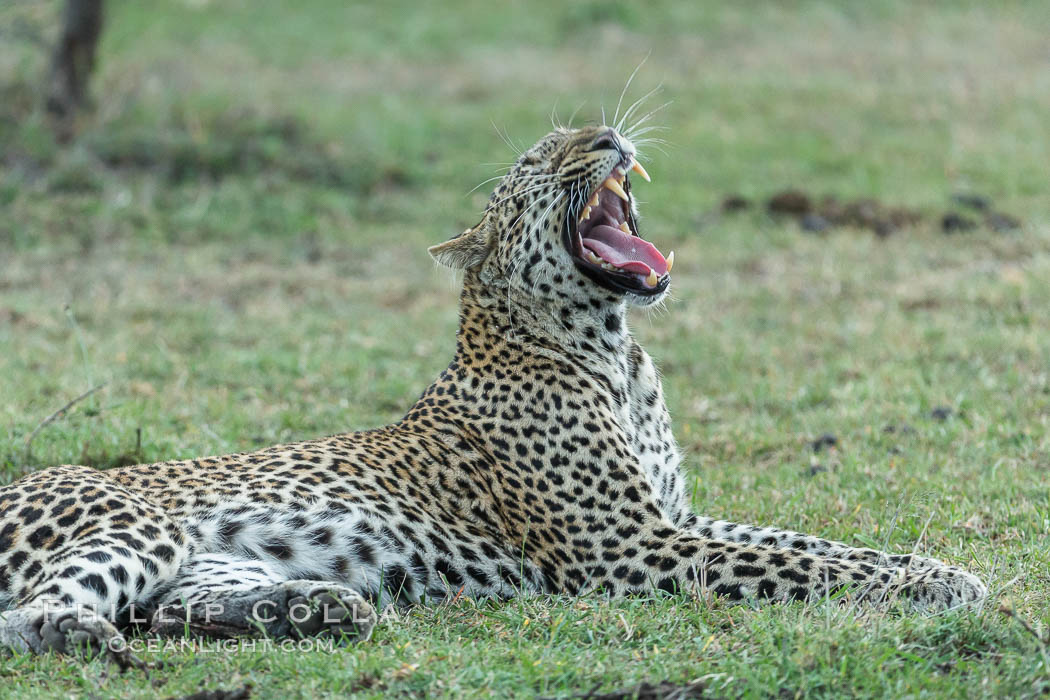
[0,125,986,658]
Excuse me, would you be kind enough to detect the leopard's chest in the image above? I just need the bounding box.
[623,346,686,522]
[578,350,681,507]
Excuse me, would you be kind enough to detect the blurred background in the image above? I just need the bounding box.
[2,0,1049,539]
[1,2,1049,695]
[3,0,1050,517]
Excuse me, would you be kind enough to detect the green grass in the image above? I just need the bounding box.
[2,0,1050,697]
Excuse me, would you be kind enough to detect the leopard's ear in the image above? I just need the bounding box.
[428,217,494,270]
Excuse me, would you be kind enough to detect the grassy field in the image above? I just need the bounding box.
[2,1,1050,697]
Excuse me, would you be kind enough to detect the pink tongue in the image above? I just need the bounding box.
[581,225,668,276]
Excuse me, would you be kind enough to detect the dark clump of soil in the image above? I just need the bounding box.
[941,212,978,234]
[947,192,1021,233]
[800,213,831,233]
[811,433,838,452]
[347,673,385,694]
[166,685,252,700]
[930,406,954,421]
[817,195,922,237]
[726,188,1023,238]
[767,189,812,216]
[807,463,828,476]
[721,194,752,212]
[754,190,924,237]
[555,680,707,700]
[952,192,991,211]
[883,207,924,233]
[985,211,1022,232]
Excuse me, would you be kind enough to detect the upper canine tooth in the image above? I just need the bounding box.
[619,221,630,233]
[603,177,629,202]
[666,250,675,272]
[630,160,651,182]
[578,206,592,223]
[646,269,659,287]
[587,191,600,207]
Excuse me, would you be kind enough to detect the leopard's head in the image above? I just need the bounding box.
[430,125,672,310]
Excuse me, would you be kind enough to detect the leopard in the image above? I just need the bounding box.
[0,122,987,665]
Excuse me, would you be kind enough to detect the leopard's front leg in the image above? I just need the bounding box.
[679,515,963,576]
[595,522,987,611]
[529,346,986,611]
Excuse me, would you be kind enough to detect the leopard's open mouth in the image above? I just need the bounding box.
[564,159,672,297]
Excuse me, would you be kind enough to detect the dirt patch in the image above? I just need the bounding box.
[800,213,830,232]
[951,192,1022,232]
[941,212,978,234]
[0,308,33,327]
[811,433,838,453]
[166,685,252,700]
[733,188,1022,237]
[553,680,707,700]
[768,193,922,237]
[721,194,752,212]
[952,192,991,211]
[985,211,1021,232]
[766,189,811,216]
[930,405,954,421]
[817,195,922,236]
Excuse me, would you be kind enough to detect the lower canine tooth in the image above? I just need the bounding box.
[578,206,592,223]
[619,221,630,233]
[587,191,600,207]
[646,269,659,287]
[666,250,675,272]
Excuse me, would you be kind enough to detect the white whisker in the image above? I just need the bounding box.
[623,125,669,141]
[617,84,663,134]
[630,137,670,156]
[567,102,586,128]
[491,121,523,157]
[467,175,511,195]
[510,190,562,231]
[623,101,673,139]
[468,173,558,197]
[612,52,650,128]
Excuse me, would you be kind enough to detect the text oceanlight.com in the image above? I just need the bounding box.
[108,637,338,653]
